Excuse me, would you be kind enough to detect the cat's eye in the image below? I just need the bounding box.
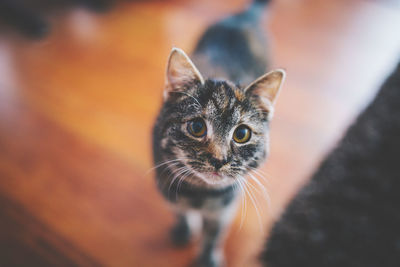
[187,118,207,137]
[233,125,251,143]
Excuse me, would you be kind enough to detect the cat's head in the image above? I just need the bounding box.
[157,48,285,188]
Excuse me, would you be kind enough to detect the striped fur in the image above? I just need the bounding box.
[152,1,284,266]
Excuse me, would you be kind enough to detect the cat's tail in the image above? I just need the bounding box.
[231,0,271,26]
[193,0,272,84]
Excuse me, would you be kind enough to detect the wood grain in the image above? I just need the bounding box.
[0,0,400,266]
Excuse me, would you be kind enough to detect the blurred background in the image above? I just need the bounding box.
[0,0,400,266]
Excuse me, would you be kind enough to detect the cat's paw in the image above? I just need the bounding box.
[170,220,191,247]
[190,251,224,267]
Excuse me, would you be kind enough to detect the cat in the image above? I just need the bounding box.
[152,0,285,266]
[261,61,400,267]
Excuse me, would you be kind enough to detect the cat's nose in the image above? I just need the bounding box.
[209,157,230,170]
[209,157,224,170]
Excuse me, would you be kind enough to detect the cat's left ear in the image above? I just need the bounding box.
[164,47,204,100]
[244,69,286,109]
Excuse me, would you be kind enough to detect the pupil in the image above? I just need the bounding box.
[193,121,203,132]
[236,128,246,139]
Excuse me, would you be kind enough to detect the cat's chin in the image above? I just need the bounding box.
[194,171,235,188]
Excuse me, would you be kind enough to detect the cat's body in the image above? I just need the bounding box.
[262,62,400,266]
[152,1,284,266]
[192,0,269,85]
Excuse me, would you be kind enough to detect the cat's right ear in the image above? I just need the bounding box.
[164,47,204,101]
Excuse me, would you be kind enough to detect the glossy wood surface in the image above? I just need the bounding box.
[1,0,400,266]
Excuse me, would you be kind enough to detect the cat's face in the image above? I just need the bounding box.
[156,48,285,187]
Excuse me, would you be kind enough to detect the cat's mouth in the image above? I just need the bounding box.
[211,172,221,177]
[180,160,238,186]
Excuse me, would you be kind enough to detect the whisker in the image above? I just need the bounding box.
[236,178,247,231]
[175,169,192,199]
[167,166,188,198]
[256,168,274,180]
[247,173,271,209]
[160,161,181,176]
[240,176,264,235]
[248,168,273,191]
[248,168,269,183]
[166,166,185,188]
[248,172,270,196]
[146,158,186,175]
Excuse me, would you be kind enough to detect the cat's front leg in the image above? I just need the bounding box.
[194,218,225,267]
[193,197,238,267]
[171,209,201,246]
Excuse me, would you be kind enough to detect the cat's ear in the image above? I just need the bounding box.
[244,69,286,109]
[164,47,204,100]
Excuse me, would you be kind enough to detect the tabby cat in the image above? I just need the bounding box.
[152,0,284,266]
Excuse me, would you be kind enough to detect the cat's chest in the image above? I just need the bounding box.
[177,191,236,211]
[161,181,238,211]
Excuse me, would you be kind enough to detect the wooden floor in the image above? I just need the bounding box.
[1,0,400,266]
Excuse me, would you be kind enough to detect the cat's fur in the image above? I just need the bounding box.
[261,62,400,267]
[152,0,285,266]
